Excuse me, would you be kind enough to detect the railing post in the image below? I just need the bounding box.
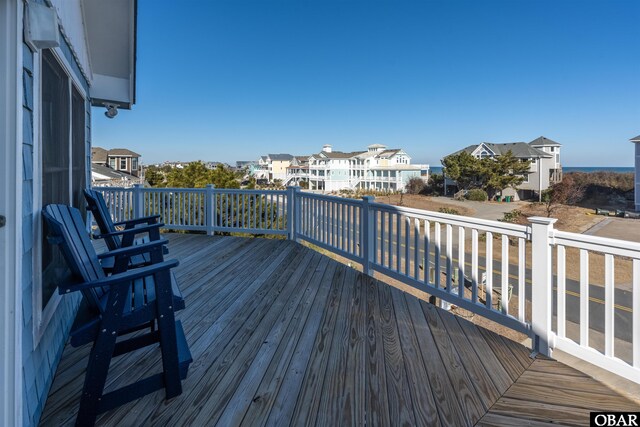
[287,186,302,242]
[361,196,375,277]
[529,216,557,357]
[205,184,215,236]
[286,186,299,240]
[132,183,144,219]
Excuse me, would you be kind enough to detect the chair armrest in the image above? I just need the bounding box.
[60,259,179,294]
[97,238,168,260]
[113,215,161,228]
[94,222,164,239]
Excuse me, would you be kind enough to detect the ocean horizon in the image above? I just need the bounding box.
[429,166,633,174]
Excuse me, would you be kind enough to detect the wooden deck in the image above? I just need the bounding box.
[41,234,639,426]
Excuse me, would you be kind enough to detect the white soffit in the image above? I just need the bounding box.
[82,0,136,109]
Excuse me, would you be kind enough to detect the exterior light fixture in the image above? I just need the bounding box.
[104,104,118,119]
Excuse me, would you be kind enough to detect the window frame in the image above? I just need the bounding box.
[31,47,88,345]
[120,158,127,170]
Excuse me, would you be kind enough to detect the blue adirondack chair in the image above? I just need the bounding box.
[84,188,166,270]
[43,204,191,426]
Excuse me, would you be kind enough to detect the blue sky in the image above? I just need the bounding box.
[93,0,640,166]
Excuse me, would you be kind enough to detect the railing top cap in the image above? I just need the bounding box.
[528,216,558,225]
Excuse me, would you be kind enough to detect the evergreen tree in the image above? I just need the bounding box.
[441,152,482,190]
[481,151,531,197]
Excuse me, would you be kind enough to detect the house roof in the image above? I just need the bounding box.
[91,164,134,180]
[529,136,561,147]
[268,154,294,161]
[455,142,552,159]
[630,135,640,143]
[108,148,140,157]
[91,147,108,163]
[314,151,366,159]
[377,149,402,158]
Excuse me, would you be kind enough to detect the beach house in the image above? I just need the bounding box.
[444,136,562,200]
[0,0,136,424]
[307,144,429,192]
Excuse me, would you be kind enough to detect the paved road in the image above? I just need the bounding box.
[429,196,527,221]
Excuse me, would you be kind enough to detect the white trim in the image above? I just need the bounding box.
[32,46,88,345]
[0,1,24,425]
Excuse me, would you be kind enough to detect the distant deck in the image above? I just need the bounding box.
[41,234,639,426]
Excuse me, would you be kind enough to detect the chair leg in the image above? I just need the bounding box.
[155,271,182,399]
[76,325,119,425]
[76,285,128,426]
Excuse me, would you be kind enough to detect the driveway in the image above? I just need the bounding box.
[430,196,526,221]
[584,217,640,244]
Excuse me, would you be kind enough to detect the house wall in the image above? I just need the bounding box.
[21,23,90,426]
[517,158,552,195]
[271,160,291,181]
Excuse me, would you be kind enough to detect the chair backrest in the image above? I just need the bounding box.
[84,188,120,251]
[42,204,109,313]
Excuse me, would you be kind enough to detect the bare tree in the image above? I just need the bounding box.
[405,177,426,195]
[542,175,586,217]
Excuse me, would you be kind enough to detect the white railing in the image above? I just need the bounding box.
[551,229,640,383]
[98,185,288,235]
[96,184,640,383]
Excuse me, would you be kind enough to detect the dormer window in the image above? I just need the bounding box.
[478,149,491,159]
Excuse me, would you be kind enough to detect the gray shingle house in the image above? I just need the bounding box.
[444,136,562,200]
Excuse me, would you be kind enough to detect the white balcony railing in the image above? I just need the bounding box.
[97,184,640,384]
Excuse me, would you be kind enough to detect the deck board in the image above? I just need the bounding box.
[40,234,640,426]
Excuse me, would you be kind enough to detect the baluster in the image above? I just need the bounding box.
[371,209,377,262]
[330,201,334,247]
[605,254,614,357]
[434,222,441,288]
[580,249,589,347]
[633,259,639,368]
[380,212,386,267]
[518,238,526,322]
[340,204,349,252]
[423,220,430,285]
[446,224,452,293]
[501,235,509,315]
[388,212,393,269]
[414,218,420,280]
[404,217,410,276]
[485,231,493,310]
[395,214,401,272]
[458,227,465,300]
[557,245,566,338]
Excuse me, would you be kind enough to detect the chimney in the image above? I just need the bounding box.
[322,144,332,153]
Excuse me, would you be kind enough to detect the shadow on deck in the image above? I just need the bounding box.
[41,234,639,426]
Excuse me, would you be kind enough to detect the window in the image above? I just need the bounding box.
[40,50,86,309]
[120,158,127,170]
[109,158,116,169]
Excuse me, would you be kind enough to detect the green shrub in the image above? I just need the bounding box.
[500,209,522,223]
[465,189,488,201]
[438,207,460,215]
